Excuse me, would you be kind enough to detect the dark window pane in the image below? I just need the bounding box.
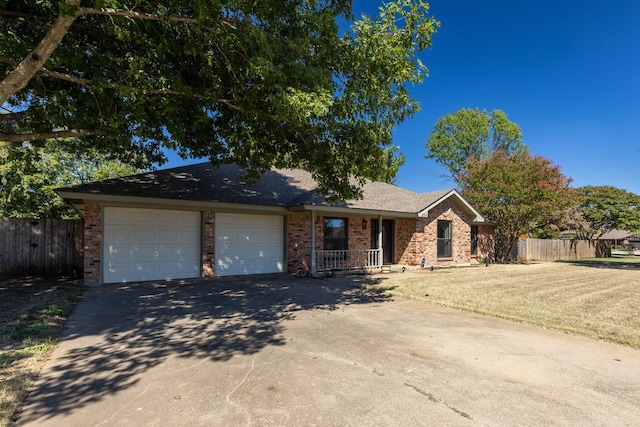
[471,225,478,256]
[437,220,451,258]
[438,220,451,239]
[324,217,348,250]
[437,238,451,258]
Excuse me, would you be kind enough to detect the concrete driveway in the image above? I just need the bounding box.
[18,274,640,426]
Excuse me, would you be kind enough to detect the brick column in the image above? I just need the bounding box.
[83,202,102,285]
[287,213,312,273]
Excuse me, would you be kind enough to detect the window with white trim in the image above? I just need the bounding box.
[437,220,452,258]
[324,217,348,250]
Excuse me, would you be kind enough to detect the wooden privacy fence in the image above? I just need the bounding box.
[0,218,84,276]
[512,238,609,262]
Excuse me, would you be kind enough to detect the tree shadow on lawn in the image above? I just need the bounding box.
[18,274,389,423]
[0,275,82,327]
[557,258,640,270]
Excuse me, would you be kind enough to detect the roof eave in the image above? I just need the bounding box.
[55,191,289,215]
[417,189,487,222]
[289,204,417,218]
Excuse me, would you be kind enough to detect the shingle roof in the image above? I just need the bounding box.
[57,162,457,215]
[598,229,633,240]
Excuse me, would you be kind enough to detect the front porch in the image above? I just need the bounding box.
[287,202,495,277]
[305,214,396,276]
[314,249,383,273]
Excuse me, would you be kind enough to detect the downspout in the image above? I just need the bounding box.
[310,211,316,275]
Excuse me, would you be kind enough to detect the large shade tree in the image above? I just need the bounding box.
[425,107,527,186]
[460,151,574,262]
[0,0,440,200]
[0,140,141,218]
[574,186,640,238]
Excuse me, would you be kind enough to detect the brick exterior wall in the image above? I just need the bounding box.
[395,219,416,265]
[286,214,373,273]
[82,204,494,282]
[475,224,495,263]
[418,202,472,266]
[83,202,102,285]
[284,209,493,273]
[396,202,483,268]
[347,217,370,251]
[287,214,312,272]
[202,210,215,278]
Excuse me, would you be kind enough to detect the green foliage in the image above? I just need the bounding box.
[0,140,141,218]
[460,151,574,262]
[425,108,527,185]
[575,186,640,237]
[1,0,440,200]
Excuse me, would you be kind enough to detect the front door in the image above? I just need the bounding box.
[371,219,395,264]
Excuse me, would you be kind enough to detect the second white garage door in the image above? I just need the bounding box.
[215,213,284,277]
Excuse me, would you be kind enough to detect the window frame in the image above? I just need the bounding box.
[471,225,479,256]
[437,220,452,258]
[323,217,348,251]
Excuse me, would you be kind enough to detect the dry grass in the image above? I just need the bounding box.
[0,278,84,427]
[0,341,54,427]
[365,260,640,349]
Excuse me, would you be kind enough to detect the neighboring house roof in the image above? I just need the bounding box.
[56,162,488,221]
[598,229,634,240]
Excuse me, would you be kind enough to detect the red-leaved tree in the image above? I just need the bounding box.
[459,151,574,262]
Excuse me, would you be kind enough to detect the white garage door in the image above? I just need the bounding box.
[103,207,201,283]
[215,213,284,276]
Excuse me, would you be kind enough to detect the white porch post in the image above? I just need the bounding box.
[377,216,383,266]
[310,211,316,275]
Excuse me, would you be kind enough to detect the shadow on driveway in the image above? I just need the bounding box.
[19,274,389,424]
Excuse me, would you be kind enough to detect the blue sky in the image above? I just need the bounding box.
[168,0,640,195]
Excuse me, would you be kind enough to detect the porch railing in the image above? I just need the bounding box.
[315,249,382,272]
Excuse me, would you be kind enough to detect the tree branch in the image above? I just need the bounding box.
[0,129,93,143]
[0,10,53,22]
[0,55,93,88]
[0,111,31,122]
[76,7,198,24]
[1,55,211,100]
[218,99,244,112]
[0,0,81,105]
[0,3,243,105]
[0,8,240,28]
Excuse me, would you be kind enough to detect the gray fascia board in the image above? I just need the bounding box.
[55,191,289,214]
[289,204,417,218]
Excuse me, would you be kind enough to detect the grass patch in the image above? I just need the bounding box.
[404,382,438,402]
[365,262,640,349]
[0,279,84,427]
[404,382,472,420]
[450,407,472,420]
